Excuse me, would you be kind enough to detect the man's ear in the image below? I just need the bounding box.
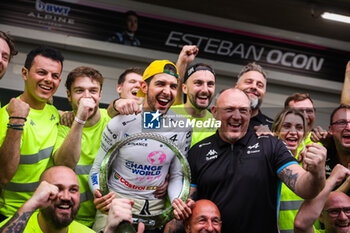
[116,84,122,95]
[211,105,217,119]
[22,67,28,81]
[329,125,334,136]
[319,213,324,224]
[183,83,188,95]
[140,81,147,94]
[67,90,72,102]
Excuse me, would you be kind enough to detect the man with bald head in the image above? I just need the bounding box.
[187,88,328,233]
[184,199,221,233]
[0,165,95,232]
[295,164,350,233]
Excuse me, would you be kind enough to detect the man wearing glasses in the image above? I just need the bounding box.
[295,164,350,233]
[325,104,350,177]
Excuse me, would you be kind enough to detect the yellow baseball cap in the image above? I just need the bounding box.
[136,60,179,97]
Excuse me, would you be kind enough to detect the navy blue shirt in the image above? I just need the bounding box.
[188,129,297,233]
[249,110,274,130]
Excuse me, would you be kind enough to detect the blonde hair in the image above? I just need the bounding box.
[272,108,307,141]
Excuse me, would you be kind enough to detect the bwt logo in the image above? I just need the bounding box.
[36,0,70,16]
[143,110,161,129]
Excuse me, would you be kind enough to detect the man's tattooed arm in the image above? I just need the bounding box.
[278,167,299,192]
[0,210,35,233]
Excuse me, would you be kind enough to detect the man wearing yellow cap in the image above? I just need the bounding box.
[89,60,193,232]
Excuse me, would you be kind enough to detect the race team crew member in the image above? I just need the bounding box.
[89,60,192,232]
[0,46,64,220]
[171,63,218,148]
[188,88,327,233]
[235,62,274,130]
[52,66,111,227]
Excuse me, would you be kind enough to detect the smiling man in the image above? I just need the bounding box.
[89,60,193,232]
[0,46,64,222]
[0,31,18,81]
[0,166,95,233]
[116,67,144,102]
[295,164,350,233]
[324,104,350,177]
[171,63,217,147]
[235,62,273,129]
[184,199,222,233]
[53,66,111,227]
[188,88,327,233]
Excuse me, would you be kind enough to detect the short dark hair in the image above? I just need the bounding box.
[184,63,215,83]
[118,67,143,85]
[330,104,350,125]
[0,31,18,61]
[65,66,104,92]
[284,93,314,109]
[24,46,64,73]
[125,10,138,18]
[237,62,266,81]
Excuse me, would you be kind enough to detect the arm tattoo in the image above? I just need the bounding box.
[0,210,35,233]
[279,167,298,192]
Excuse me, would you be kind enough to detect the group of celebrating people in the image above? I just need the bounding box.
[0,30,350,233]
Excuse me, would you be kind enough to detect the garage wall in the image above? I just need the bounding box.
[0,0,346,128]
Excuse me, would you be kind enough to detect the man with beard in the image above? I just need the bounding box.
[53,66,111,227]
[294,164,350,233]
[235,62,274,130]
[188,88,327,233]
[171,63,218,147]
[0,46,63,222]
[0,166,95,232]
[89,60,193,232]
[323,104,350,178]
[184,199,222,233]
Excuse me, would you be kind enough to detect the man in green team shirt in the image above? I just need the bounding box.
[171,62,217,147]
[53,66,111,227]
[0,46,64,222]
[0,166,96,233]
[171,45,218,147]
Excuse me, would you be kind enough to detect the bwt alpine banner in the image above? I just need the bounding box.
[0,0,348,82]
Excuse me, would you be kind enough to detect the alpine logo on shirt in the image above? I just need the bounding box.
[206,149,218,161]
[247,142,260,154]
[50,114,56,121]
